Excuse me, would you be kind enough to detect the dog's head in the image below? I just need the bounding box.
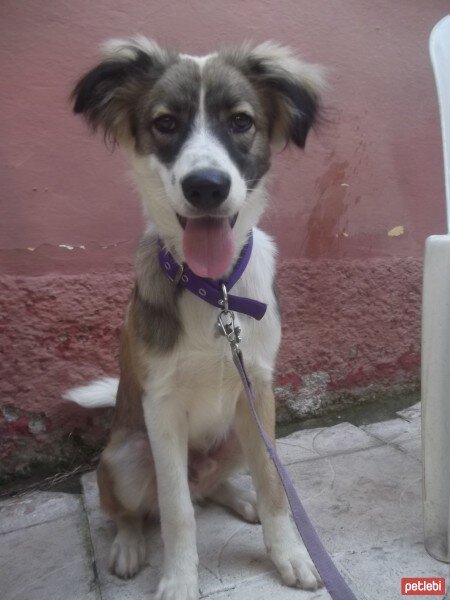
[72,37,324,278]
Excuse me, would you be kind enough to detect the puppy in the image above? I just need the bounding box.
[67,37,324,600]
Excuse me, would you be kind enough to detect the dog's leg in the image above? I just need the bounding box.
[143,394,199,600]
[234,383,321,590]
[207,480,259,523]
[97,431,157,578]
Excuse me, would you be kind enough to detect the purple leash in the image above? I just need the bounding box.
[159,232,357,599]
[231,346,357,600]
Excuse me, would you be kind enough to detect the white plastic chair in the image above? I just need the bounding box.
[422,14,450,563]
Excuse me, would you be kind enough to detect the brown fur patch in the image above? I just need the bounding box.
[217,42,324,148]
[132,232,182,353]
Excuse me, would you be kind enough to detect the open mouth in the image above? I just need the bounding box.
[176,213,239,279]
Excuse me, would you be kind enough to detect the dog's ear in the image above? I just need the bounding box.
[71,37,171,144]
[243,42,325,149]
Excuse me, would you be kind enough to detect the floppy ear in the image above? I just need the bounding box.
[71,37,170,144]
[244,42,325,149]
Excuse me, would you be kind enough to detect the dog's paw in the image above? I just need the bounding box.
[208,482,260,523]
[109,528,146,579]
[269,541,322,590]
[154,572,199,600]
[232,489,259,523]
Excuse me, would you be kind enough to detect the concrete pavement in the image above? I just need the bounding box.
[1,402,449,600]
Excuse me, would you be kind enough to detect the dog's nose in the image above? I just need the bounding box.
[181,169,231,211]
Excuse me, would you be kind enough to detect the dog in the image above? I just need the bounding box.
[66,36,325,600]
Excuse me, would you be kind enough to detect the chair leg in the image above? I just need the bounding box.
[422,235,450,563]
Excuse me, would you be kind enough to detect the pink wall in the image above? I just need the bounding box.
[1,0,448,478]
[1,0,447,273]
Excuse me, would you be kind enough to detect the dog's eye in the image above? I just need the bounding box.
[229,113,254,134]
[153,115,178,134]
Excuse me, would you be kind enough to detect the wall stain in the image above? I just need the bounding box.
[303,160,350,258]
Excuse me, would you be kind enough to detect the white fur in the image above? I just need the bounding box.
[180,52,217,67]
[143,226,280,448]
[63,376,118,408]
[101,35,164,61]
[109,517,146,579]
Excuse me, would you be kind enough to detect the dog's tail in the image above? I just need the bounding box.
[63,377,119,408]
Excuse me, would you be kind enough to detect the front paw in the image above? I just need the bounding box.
[155,571,199,600]
[269,540,322,590]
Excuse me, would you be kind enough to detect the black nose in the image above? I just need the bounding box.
[181,169,231,211]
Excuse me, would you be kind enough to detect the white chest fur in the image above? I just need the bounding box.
[144,227,281,448]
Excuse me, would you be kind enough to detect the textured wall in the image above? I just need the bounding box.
[0,257,421,479]
[0,0,447,478]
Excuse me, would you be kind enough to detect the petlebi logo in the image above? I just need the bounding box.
[401,577,446,596]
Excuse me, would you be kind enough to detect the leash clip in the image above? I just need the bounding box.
[217,285,242,350]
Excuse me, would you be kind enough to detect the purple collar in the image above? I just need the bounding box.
[158,230,267,320]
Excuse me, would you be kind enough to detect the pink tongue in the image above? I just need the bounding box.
[183,217,235,279]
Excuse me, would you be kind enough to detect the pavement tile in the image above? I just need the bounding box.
[276,422,381,465]
[0,490,81,534]
[202,573,332,599]
[335,535,449,600]
[284,445,423,556]
[0,496,98,600]
[362,418,421,460]
[396,402,421,422]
